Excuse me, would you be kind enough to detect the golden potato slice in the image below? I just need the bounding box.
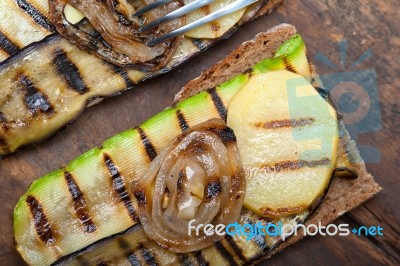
[184,0,247,39]
[227,70,339,218]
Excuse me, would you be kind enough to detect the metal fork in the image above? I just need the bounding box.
[135,0,259,46]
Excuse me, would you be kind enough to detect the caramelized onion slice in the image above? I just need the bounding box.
[133,119,246,253]
[49,0,183,70]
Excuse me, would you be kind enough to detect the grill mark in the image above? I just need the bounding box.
[137,127,157,161]
[16,0,55,32]
[214,241,238,266]
[249,220,268,250]
[139,243,158,266]
[26,195,56,245]
[193,251,209,266]
[252,232,268,250]
[106,62,135,88]
[192,39,208,52]
[255,117,315,129]
[50,224,143,265]
[176,109,189,132]
[64,171,97,233]
[127,253,141,266]
[241,217,268,250]
[283,57,296,73]
[262,158,331,173]
[104,154,139,222]
[225,235,247,262]
[53,49,89,94]
[207,88,227,121]
[20,75,54,115]
[0,31,19,55]
[211,126,236,143]
[178,254,194,266]
[118,238,131,250]
[118,238,141,266]
[0,137,10,154]
[260,205,306,217]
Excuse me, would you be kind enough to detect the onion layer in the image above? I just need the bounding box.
[49,0,183,70]
[133,119,245,253]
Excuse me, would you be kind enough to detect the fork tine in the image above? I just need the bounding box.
[140,0,216,33]
[133,0,173,17]
[147,0,259,46]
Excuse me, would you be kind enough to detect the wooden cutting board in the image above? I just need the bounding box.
[1,0,398,265]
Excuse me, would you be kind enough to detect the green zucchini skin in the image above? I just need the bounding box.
[0,0,273,157]
[0,0,56,61]
[14,34,309,266]
[52,209,309,266]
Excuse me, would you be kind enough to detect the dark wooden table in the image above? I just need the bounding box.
[1,0,399,265]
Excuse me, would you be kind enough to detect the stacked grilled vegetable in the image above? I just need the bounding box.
[0,0,271,156]
[14,34,352,265]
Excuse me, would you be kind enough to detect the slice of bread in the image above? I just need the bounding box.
[175,24,381,263]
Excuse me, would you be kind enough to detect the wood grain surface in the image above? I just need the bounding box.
[1,0,399,265]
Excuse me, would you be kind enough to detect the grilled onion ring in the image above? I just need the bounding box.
[49,0,183,70]
[133,119,246,253]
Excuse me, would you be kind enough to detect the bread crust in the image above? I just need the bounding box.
[175,24,381,264]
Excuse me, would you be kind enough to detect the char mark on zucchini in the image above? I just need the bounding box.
[64,171,97,233]
[283,56,296,73]
[49,0,183,69]
[176,109,189,132]
[0,31,20,56]
[207,88,227,121]
[103,153,139,223]
[211,126,236,144]
[244,217,269,250]
[252,232,268,250]
[178,254,194,266]
[16,0,55,33]
[105,62,136,89]
[127,252,141,266]
[137,127,158,161]
[139,243,158,266]
[26,195,56,245]
[224,235,246,263]
[20,75,54,115]
[117,238,131,251]
[53,49,89,94]
[214,241,238,266]
[191,39,208,52]
[193,251,209,266]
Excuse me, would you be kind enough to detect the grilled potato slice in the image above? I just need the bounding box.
[227,70,339,218]
[184,0,247,39]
